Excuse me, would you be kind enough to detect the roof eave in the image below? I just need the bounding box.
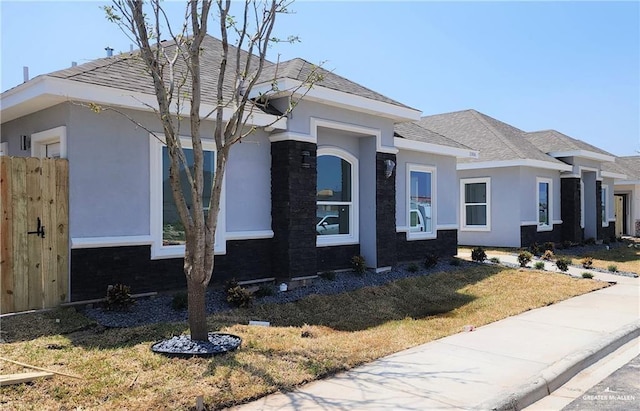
[1,76,286,129]
[394,137,478,158]
[601,171,628,179]
[457,159,573,172]
[548,150,615,163]
[250,78,421,122]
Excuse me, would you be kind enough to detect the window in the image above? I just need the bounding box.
[31,126,67,158]
[316,147,358,245]
[150,135,225,258]
[601,185,608,226]
[461,177,490,231]
[407,164,436,239]
[537,178,553,231]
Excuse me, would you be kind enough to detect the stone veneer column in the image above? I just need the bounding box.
[561,177,582,243]
[271,140,317,281]
[376,152,397,268]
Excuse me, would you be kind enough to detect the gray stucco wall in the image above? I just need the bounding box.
[0,103,70,156]
[518,167,562,224]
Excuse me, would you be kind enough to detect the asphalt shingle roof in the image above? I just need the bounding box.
[394,122,472,150]
[417,109,567,166]
[604,156,640,181]
[524,129,615,157]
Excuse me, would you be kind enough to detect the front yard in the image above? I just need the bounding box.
[0,261,609,410]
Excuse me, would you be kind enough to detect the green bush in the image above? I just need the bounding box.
[351,255,367,275]
[517,251,533,267]
[424,254,439,269]
[556,257,572,272]
[171,291,188,311]
[529,243,541,257]
[534,261,545,270]
[582,272,594,279]
[562,240,572,250]
[490,257,500,264]
[319,270,336,280]
[543,242,555,252]
[105,284,135,311]
[253,284,275,298]
[581,257,593,269]
[226,285,253,308]
[607,264,618,273]
[471,247,486,263]
[406,263,419,273]
[542,250,555,261]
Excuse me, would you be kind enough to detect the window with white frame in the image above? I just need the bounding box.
[316,147,358,245]
[150,135,225,258]
[537,178,553,231]
[461,177,490,231]
[31,126,67,158]
[407,164,436,239]
[601,185,608,226]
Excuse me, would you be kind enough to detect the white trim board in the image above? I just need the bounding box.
[395,137,478,159]
[458,159,572,172]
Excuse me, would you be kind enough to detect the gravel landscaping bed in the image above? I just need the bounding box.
[83,259,467,328]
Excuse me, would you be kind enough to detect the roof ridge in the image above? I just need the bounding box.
[469,110,529,159]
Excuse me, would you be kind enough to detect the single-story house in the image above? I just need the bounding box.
[0,35,475,302]
[417,109,624,248]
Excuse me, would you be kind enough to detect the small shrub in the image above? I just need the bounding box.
[319,270,336,280]
[543,242,555,252]
[607,264,618,273]
[529,243,541,257]
[224,278,239,293]
[226,285,253,308]
[534,261,546,270]
[171,291,188,311]
[351,255,366,275]
[562,240,572,250]
[581,257,593,269]
[517,251,533,267]
[471,247,486,263]
[105,284,135,311]
[542,250,555,261]
[253,284,275,298]
[424,254,439,269]
[406,263,419,273]
[556,257,572,272]
[585,237,596,245]
[582,272,594,279]
[489,257,500,264]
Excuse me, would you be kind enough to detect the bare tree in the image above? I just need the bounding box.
[103,0,320,341]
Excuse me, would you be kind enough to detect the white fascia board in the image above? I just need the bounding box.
[601,170,628,179]
[457,159,572,172]
[394,137,478,159]
[269,131,316,144]
[251,78,421,122]
[548,150,615,163]
[1,76,286,129]
[615,179,640,185]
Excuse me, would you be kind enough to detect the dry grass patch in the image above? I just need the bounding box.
[559,244,639,274]
[0,265,608,410]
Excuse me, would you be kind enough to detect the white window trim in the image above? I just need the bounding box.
[536,177,553,232]
[601,184,609,227]
[31,126,67,158]
[406,163,437,240]
[149,134,226,259]
[460,177,491,232]
[316,146,359,247]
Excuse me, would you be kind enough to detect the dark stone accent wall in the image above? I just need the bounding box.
[596,181,603,241]
[317,244,360,272]
[520,224,562,248]
[271,140,317,281]
[70,238,273,301]
[602,223,616,242]
[561,178,582,243]
[396,230,457,262]
[376,152,397,267]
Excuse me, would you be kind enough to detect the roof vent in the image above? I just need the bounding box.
[23,66,29,82]
[71,61,77,67]
[105,47,114,57]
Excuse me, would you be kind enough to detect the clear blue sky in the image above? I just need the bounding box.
[1,1,638,156]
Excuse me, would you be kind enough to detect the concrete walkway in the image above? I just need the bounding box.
[229,253,639,411]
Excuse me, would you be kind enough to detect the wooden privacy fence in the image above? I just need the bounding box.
[1,157,69,314]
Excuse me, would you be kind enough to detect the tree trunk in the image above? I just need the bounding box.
[186,278,208,341]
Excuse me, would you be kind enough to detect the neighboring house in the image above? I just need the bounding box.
[0,36,475,302]
[418,109,625,248]
[607,156,640,237]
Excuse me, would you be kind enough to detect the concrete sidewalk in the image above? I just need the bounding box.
[229,255,639,411]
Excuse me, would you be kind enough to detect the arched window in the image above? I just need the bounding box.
[316,147,358,245]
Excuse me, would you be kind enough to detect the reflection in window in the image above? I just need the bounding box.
[316,154,352,236]
[538,181,550,227]
[409,170,432,233]
[601,185,607,226]
[162,147,215,245]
